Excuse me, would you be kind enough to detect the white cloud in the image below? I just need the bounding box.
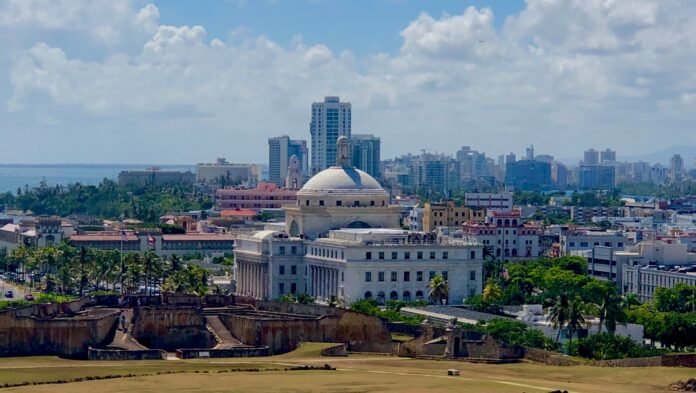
[2,0,696,163]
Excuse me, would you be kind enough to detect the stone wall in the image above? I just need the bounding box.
[88,348,166,360]
[524,348,696,368]
[320,343,348,356]
[662,353,696,367]
[176,347,269,359]
[523,348,583,366]
[0,307,118,358]
[347,341,400,354]
[130,306,215,351]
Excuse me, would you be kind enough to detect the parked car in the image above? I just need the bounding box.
[4,290,13,298]
[24,294,34,301]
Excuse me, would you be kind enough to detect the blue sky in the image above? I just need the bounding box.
[154,1,525,56]
[0,0,695,165]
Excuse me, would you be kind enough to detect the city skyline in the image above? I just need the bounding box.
[1,1,696,164]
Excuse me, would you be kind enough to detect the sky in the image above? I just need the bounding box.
[1,0,695,165]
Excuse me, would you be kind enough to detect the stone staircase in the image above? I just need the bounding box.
[204,315,247,349]
[107,309,148,351]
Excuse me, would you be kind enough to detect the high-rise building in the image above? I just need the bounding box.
[505,152,516,164]
[268,136,308,187]
[505,160,552,191]
[410,153,459,195]
[583,148,600,166]
[351,134,381,178]
[525,145,535,160]
[600,149,616,164]
[670,154,684,183]
[578,165,616,190]
[456,146,488,180]
[310,96,351,174]
[551,162,568,189]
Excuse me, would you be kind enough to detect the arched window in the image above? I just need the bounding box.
[415,290,424,300]
[512,219,518,226]
[390,291,398,301]
[511,249,518,257]
[377,291,386,305]
[497,219,503,226]
[496,248,501,257]
[364,291,373,300]
[402,291,411,302]
[504,219,510,226]
[346,220,371,229]
[504,248,510,257]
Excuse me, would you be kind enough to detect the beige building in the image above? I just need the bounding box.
[423,201,485,232]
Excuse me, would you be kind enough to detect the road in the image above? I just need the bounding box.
[0,277,26,301]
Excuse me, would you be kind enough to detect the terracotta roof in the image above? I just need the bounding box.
[162,234,235,241]
[220,209,257,217]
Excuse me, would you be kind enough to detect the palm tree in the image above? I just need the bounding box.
[546,293,569,343]
[566,294,591,345]
[483,278,502,303]
[594,288,626,335]
[623,293,641,310]
[685,287,696,312]
[428,275,449,305]
[142,251,162,296]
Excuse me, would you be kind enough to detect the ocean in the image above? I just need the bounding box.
[0,164,196,194]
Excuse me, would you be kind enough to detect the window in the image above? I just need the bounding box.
[279,265,285,275]
[391,251,398,260]
[402,291,411,302]
[604,242,612,247]
[391,271,397,282]
[469,271,476,280]
[415,290,424,300]
[430,251,436,259]
[580,242,588,247]
[279,246,285,255]
[370,200,375,206]
[429,271,436,280]
[364,291,373,300]
[569,241,575,247]
[366,252,372,260]
[336,200,342,206]
[390,291,398,301]
[354,200,360,207]
[291,246,297,255]
[442,271,448,281]
[618,242,624,248]
[594,242,600,246]
[319,200,324,206]
[417,251,423,260]
[378,271,385,282]
[442,251,448,259]
[404,271,410,281]
[279,283,285,294]
[404,252,410,260]
[305,200,309,206]
[365,272,372,282]
[290,283,297,294]
[416,271,423,281]
[291,265,297,275]
[470,250,476,259]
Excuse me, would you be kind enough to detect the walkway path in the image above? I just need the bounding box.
[204,315,246,349]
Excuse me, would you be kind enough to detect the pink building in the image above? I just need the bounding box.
[215,182,297,211]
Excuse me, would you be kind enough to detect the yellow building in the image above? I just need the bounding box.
[423,201,485,232]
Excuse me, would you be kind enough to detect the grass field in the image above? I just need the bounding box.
[0,344,693,393]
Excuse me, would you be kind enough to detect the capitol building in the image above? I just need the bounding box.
[234,137,484,305]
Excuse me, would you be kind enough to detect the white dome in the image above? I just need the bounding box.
[298,166,387,196]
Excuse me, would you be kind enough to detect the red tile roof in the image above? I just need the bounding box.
[162,234,235,241]
[220,209,257,218]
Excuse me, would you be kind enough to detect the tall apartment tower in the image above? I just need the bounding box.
[600,148,617,164]
[351,134,381,178]
[310,96,351,174]
[525,145,535,160]
[583,148,600,166]
[268,136,308,187]
[670,154,684,182]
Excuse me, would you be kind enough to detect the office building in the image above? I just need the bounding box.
[464,192,513,212]
[215,182,297,212]
[351,134,381,178]
[310,96,351,174]
[268,136,308,187]
[670,154,684,183]
[560,229,628,255]
[410,153,460,195]
[505,160,552,191]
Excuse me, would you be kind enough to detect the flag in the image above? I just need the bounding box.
[148,234,155,248]
[120,230,128,242]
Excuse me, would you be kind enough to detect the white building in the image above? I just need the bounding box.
[196,158,259,186]
[464,192,513,212]
[560,230,628,255]
[234,137,484,305]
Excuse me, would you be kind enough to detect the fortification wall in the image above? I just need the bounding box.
[0,308,118,358]
[130,306,215,351]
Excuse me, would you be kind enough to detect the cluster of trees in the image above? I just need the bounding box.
[470,318,557,351]
[278,293,315,305]
[0,179,213,222]
[617,181,696,198]
[1,242,210,296]
[350,299,428,326]
[468,256,696,354]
